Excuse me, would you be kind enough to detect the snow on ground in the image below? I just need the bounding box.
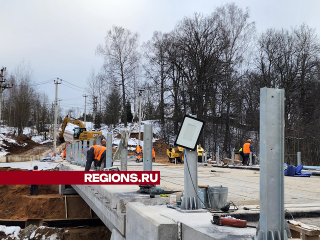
[0,225,21,239]
[0,160,60,171]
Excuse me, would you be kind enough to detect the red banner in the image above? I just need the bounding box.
[0,171,160,185]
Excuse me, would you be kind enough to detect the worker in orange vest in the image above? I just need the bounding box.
[242,139,253,166]
[28,166,39,196]
[152,147,156,162]
[136,145,142,163]
[84,145,107,171]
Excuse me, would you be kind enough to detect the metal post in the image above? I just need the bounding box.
[83,94,87,123]
[120,130,128,171]
[143,124,153,171]
[258,87,286,240]
[297,152,301,166]
[201,152,204,163]
[217,146,220,165]
[106,133,113,168]
[138,91,142,146]
[249,152,252,166]
[231,150,234,165]
[78,141,82,166]
[89,138,94,147]
[82,140,87,167]
[182,149,198,210]
[66,144,71,162]
[205,152,207,163]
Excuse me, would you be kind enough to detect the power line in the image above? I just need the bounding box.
[62,83,87,93]
[63,79,86,90]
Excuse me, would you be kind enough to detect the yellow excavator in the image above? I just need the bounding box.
[167,145,206,163]
[57,115,102,144]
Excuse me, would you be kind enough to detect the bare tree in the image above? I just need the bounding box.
[96,26,140,126]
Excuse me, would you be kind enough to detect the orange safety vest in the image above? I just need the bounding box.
[136,145,141,153]
[91,145,107,161]
[243,143,251,154]
[152,148,155,158]
[34,169,39,171]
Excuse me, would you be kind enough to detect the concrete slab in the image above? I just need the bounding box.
[60,161,320,239]
[126,202,178,240]
[145,205,256,240]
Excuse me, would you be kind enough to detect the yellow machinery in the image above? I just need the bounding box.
[57,115,102,144]
[167,145,206,163]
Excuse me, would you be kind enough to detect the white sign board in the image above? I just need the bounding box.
[175,115,205,151]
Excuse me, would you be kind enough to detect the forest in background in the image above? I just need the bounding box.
[2,3,320,165]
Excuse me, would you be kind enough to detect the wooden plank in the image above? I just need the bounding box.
[289,223,320,236]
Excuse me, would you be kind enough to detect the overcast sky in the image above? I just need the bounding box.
[1,0,320,115]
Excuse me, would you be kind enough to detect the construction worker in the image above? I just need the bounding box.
[136,145,142,163]
[28,166,39,196]
[239,147,244,165]
[84,144,107,171]
[152,147,156,162]
[242,139,253,166]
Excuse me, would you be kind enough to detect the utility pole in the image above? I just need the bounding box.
[93,96,98,124]
[0,67,13,127]
[83,94,88,123]
[53,78,62,154]
[138,89,144,146]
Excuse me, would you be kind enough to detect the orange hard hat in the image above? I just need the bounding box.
[247,139,252,143]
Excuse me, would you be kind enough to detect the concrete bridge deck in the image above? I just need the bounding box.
[60,158,320,240]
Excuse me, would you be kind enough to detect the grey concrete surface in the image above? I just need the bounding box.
[111,228,125,240]
[60,160,320,239]
[126,202,178,240]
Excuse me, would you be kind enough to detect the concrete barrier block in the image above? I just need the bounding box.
[7,155,37,162]
[126,202,178,240]
[111,228,126,240]
[0,156,7,163]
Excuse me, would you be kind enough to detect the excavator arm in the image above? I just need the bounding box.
[57,115,86,144]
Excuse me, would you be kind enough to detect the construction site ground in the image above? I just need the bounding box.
[1,133,320,239]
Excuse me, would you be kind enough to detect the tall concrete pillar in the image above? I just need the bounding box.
[143,124,153,171]
[74,142,79,165]
[106,133,113,168]
[258,88,286,240]
[89,138,94,147]
[182,149,198,210]
[120,130,128,171]
[231,150,234,165]
[96,137,101,145]
[217,146,220,165]
[82,140,87,167]
[71,143,75,162]
[77,141,82,166]
[297,152,301,166]
[66,144,71,162]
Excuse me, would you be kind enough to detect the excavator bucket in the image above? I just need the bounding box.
[57,136,65,145]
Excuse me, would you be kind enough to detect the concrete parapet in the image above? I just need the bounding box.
[111,228,126,240]
[126,202,178,240]
[0,156,6,163]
